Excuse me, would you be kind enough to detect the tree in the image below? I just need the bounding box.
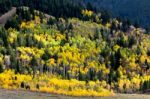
[5,17,20,30]
[0,56,4,73]
[101,10,111,24]
[128,36,137,48]
[48,17,57,25]
[111,50,121,70]
[142,80,150,92]
[121,18,131,32]
[42,49,51,61]
[30,56,38,78]
[0,27,8,47]
[94,28,101,40]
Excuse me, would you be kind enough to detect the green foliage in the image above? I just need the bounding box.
[142,79,150,92]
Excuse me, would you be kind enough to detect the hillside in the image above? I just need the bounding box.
[1,0,150,28]
[84,0,150,28]
[0,0,149,97]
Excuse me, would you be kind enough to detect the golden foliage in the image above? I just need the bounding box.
[0,70,113,96]
[82,10,93,17]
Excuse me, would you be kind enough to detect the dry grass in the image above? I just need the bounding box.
[0,89,150,99]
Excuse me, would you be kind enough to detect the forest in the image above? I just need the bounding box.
[0,0,150,96]
[84,0,150,29]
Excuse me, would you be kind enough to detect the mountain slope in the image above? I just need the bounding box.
[0,1,150,97]
[84,0,150,28]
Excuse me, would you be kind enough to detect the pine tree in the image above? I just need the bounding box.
[30,56,38,78]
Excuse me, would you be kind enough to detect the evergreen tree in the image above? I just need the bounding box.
[30,56,38,77]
